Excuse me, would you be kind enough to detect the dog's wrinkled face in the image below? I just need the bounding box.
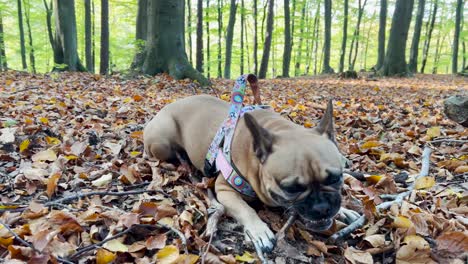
[244,100,345,232]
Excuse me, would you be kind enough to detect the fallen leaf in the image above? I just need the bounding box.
[393,215,413,229]
[364,234,386,248]
[426,126,441,139]
[156,245,180,264]
[32,149,57,162]
[96,248,116,264]
[235,251,256,263]
[344,246,373,264]
[20,139,30,152]
[103,239,128,252]
[46,173,61,198]
[92,173,113,187]
[414,176,435,190]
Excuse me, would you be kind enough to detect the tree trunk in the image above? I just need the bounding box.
[196,0,203,72]
[133,0,208,85]
[23,0,35,73]
[187,0,193,65]
[0,11,6,71]
[53,0,86,71]
[432,32,446,74]
[420,0,438,73]
[240,0,245,74]
[362,11,376,70]
[348,0,367,71]
[339,0,348,73]
[224,0,237,79]
[294,3,306,76]
[305,6,312,74]
[85,0,93,72]
[313,0,321,75]
[217,0,223,78]
[452,0,462,74]
[17,0,27,70]
[258,0,274,79]
[100,0,109,75]
[378,0,414,76]
[253,0,258,75]
[206,0,211,78]
[321,0,333,73]
[132,0,148,70]
[92,0,95,70]
[282,0,292,77]
[408,0,425,73]
[376,0,387,70]
[43,0,59,66]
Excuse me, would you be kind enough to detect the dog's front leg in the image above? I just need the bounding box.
[215,175,276,252]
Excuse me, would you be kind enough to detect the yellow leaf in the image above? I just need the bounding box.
[454,166,468,174]
[235,252,256,263]
[414,176,435,190]
[297,104,307,111]
[5,79,13,86]
[365,175,384,184]
[220,94,230,101]
[269,100,278,109]
[130,151,141,157]
[287,98,296,105]
[360,141,381,150]
[45,137,61,145]
[32,105,43,111]
[19,139,30,152]
[133,94,143,102]
[289,112,297,117]
[65,155,78,160]
[130,131,143,139]
[32,149,57,162]
[123,97,132,103]
[103,239,128,252]
[403,235,429,249]
[426,126,441,139]
[96,248,116,264]
[39,117,49,125]
[304,122,314,128]
[0,205,19,209]
[336,101,343,106]
[47,173,61,198]
[373,87,380,92]
[25,118,33,125]
[156,245,180,264]
[393,215,413,228]
[175,254,199,264]
[0,236,14,247]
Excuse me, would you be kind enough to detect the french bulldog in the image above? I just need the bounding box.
[143,93,356,252]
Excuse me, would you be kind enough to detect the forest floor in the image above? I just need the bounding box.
[0,71,467,263]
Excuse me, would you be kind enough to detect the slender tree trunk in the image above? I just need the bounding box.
[432,33,445,74]
[85,0,93,72]
[376,0,387,69]
[187,0,193,64]
[245,11,250,70]
[133,0,208,85]
[452,0,463,73]
[348,0,367,71]
[379,0,414,76]
[196,0,203,72]
[0,11,6,71]
[290,0,296,69]
[100,0,109,74]
[53,0,86,71]
[294,3,306,76]
[217,0,223,77]
[206,0,211,78]
[43,0,59,66]
[253,0,258,75]
[132,0,147,70]
[282,0,292,77]
[305,7,312,74]
[240,0,245,74]
[313,0,321,75]
[23,0,35,73]
[258,0,274,79]
[224,0,237,78]
[363,11,375,70]
[92,0,95,70]
[322,0,333,73]
[408,0,425,73]
[17,0,27,70]
[420,0,438,73]
[339,0,348,73]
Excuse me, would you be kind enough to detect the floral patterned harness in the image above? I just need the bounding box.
[204,74,270,198]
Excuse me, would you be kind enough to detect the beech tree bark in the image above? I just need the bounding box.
[282,0,292,77]
[100,0,109,74]
[240,0,245,74]
[379,0,414,76]
[17,0,27,70]
[217,0,223,77]
[85,0,93,72]
[420,0,438,73]
[224,0,237,78]
[187,0,193,65]
[294,3,306,76]
[53,0,86,71]
[196,0,203,72]
[452,0,463,73]
[339,0,348,73]
[322,0,333,73]
[376,0,387,70]
[253,0,258,75]
[0,11,6,71]
[23,0,35,73]
[313,0,321,75]
[206,0,211,77]
[348,0,367,71]
[258,0,274,79]
[408,0,425,73]
[132,0,208,85]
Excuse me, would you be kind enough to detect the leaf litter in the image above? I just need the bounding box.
[0,71,467,263]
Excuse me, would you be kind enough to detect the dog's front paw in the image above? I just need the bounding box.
[337,207,361,224]
[244,220,276,253]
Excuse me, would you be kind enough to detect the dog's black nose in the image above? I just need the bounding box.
[311,202,330,215]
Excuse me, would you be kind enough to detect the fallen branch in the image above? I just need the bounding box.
[48,189,161,206]
[203,189,225,238]
[428,139,468,145]
[276,212,297,240]
[330,147,432,242]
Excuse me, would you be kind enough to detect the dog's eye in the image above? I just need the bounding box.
[324,169,342,185]
[281,183,307,194]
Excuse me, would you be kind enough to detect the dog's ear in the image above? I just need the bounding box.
[244,113,274,163]
[315,99,336,143]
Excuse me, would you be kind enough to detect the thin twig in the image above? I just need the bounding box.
[330,147,432,242]
[276,212,298,240]
[9,86,40,94]
[203,189,225,238]
[428,139,468,145]
[47,189,159,206]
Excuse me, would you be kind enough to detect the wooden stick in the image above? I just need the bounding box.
[329,147,432,242]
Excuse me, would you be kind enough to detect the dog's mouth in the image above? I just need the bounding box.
[304,217,333,232]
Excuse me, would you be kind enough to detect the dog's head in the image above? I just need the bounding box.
[244,100,345,232]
